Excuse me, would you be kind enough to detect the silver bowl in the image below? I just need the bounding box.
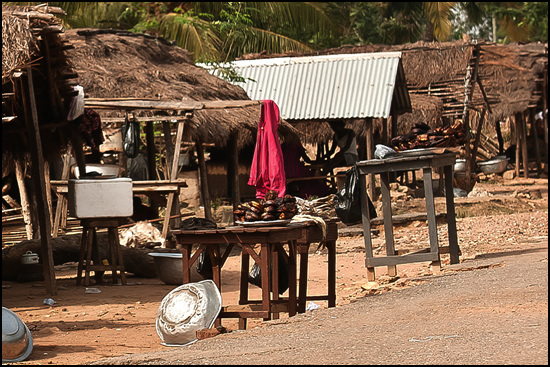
[156,280,222,346]
[454,159,466,172]
[149,252,184,285]
[2,307,33,363]
[477,158,509,174]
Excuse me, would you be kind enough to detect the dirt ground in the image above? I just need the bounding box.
[2,177,548,365]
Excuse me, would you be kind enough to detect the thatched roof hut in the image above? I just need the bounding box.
[2,4,77,159]
[63,28,299,149]
[239,40,548,137]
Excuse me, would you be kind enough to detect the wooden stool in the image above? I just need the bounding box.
[76,218,127,286]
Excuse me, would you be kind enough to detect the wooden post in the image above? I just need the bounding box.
[520,111,529,178]
[14,158,33,240]
[162,119,185,240]
[229,131,241,212]
[365,118,375,200]
[470,108,487,172]
[44,160,53,227]
[543,70,548,163]
[515,114,521,178]
[145,121,156,180]
[195,139,213,220]
[462,44,481,190]
[23,67,57,295]
[528,108,542,177]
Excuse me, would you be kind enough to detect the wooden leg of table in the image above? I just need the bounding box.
[287,240,297,317]
[271,244,280,320]
[112,225,126,285]
[444,165,460,264]
[423,168,441,265]
[91,229,104,284]
[298,244,309,313]
[327,240,336,308]
[181,244,191,284]
[208,246,222,328]
[380,172,397,277]
[260,243,272,321]
[359,171,376,281]
[83,228,94,286]
[239,245,250,330]
[76,226,88,286]
[107,227,119,284]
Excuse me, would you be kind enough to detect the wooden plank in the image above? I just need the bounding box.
[202,100,261,109]
[366,252,439,267]
[24,67,57,295]
[84,99,203,110]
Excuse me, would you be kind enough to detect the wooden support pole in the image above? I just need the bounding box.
[229,131,241,212]
[470,108,487,172]
[528,108,542,177]
[162,119,185,240]
[515,114,521,178]
[195,139,213,221]
[14,158,33,240]
[365,118,375,200]
[520,111,529,178]
[23,67,57,295]
[543,70,548,163]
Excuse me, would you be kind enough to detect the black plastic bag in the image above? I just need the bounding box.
[335,165,377,225]
[196,250,213,280]
[122,112,140,158]
[248,252,289,295]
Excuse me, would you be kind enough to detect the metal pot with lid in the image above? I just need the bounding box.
[21,251,39,265]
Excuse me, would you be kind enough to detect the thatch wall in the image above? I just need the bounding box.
[63,29,299,149]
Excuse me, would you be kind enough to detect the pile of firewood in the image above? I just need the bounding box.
[391,121,467,151]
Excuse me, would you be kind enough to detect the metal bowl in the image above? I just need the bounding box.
[454,159,466,172]
[156,280,222,346]
[149,252,184,285]
[2,307,33,363]
[477,158,509,174]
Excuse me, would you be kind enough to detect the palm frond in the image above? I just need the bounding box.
[230,27,315,59]
[159,13,222,62]
[424,2,455,41]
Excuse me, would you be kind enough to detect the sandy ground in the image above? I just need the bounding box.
[1,178,548,365]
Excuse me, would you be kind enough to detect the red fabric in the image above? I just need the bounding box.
[247,100,286,199]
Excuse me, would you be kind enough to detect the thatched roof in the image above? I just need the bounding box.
[2,4,76,160]
[239,40,548,137]
[63,29,299,148]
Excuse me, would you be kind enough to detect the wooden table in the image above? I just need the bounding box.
[356,153,460,281]
[171,223,307,330]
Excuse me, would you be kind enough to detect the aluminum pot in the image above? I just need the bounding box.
[21,251,39,265]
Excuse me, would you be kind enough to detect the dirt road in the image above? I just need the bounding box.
[93,239,548,365]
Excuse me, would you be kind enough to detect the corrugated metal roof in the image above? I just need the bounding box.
[200,52,411,120]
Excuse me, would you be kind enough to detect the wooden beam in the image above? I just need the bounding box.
[23,67,57,295]
[196,139,213,221]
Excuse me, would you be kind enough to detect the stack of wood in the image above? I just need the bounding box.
[391,121,467,151]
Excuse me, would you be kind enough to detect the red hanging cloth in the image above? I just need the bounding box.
[247,100,286,199]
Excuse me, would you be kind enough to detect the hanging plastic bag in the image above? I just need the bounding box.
[122,112,140,158]
[334,165,377,225]
[248,252,289,295]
